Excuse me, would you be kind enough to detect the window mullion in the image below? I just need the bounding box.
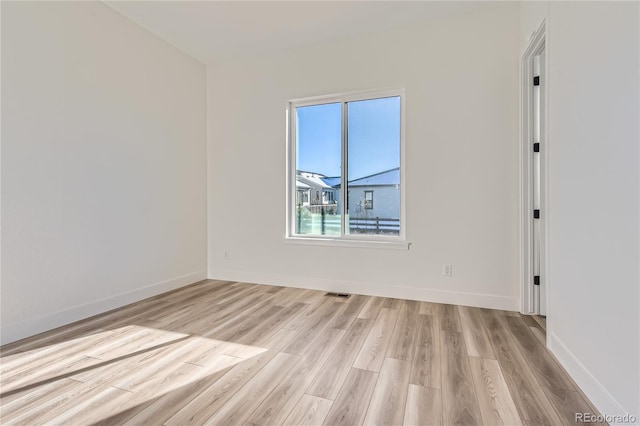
[340,101,347,238]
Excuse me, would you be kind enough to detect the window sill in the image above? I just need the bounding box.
[283,236,410,250]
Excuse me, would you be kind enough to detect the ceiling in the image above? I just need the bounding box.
[105,1,503,63]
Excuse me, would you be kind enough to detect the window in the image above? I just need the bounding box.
[288,90,404,242]
[364,191,374,209]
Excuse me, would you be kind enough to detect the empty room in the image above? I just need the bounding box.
[1,1,638,425]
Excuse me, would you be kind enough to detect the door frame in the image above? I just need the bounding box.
[520,21,548,316]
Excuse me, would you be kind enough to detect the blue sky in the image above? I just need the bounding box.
[296,96,400,179]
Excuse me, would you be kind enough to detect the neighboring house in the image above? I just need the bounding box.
[296,168,400,235]
[346,167,400,221]
[295,171,338,213]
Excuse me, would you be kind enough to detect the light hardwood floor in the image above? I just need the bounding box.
[0,280,604,425]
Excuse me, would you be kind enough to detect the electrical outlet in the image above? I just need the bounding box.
[224,250,230,260]
[442,264,453,277]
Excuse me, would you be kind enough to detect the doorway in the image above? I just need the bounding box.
[521,22,547,317]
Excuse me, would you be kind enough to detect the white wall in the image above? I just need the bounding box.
[521,1,639,421]
[207,4,521,310]
[1,1,207,344]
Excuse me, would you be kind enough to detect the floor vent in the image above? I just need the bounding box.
[325,292,351,299]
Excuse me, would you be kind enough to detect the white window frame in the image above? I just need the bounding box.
[285,88,408,250]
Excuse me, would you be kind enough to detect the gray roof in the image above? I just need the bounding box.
[320,176,341,187]
[297,168,400,188]
[335,167,400,187]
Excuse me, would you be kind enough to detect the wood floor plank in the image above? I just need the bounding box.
[283,300,344,355]
[118,361,236,425]
[387,300,420,361]
[541,386,606,426]
[307,318,374,400]
[353,308,400,372]
[109,337,219,392]
[418,301,440,316]
[95,360,236,425]
[363,358,411,426]
[496,309,522,317]
[1,326,136,376]
[410,314,441,389]
[529,326,546,346]
[504,316,575,391]
[199,352,300,425]
[163,329,298,426]
[469,357,523,425]
[284,297,334,332]
[322,368,378,426]
[440,331,482,425]
[439,304,461,332]
[245,328,345,425]
[332,294,368,330]
[85,327,188,360]
[282,394,333,426]
[458,306,495,359]
[357,296,385,319]
[232,302,308,347]
[32,384,132,425]
[480,309,564,425]
[2,353,100,394]
[403,384,442,426]
[381,297,403,310]
[0,378,79,422]
[212,305,285,342]
[180,293,268,335]
[1,325,142,381]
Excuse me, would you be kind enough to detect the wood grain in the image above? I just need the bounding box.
[458,305,495,359]
[529,326,546,346]
[440,330,482,425]
[307,318,373,400]
[282,394,333,426]
[480,309,564,425]
[418,301,440,316]
[353,308,399,372]
[439,304,461,332]
[198,352,299,425]
[503,316,575,390]
[322,368,378,426]
[469,357,523,425]
[332,294,368,330]
[0,281,600,426]
[357,296,385,319]
[541,386,606,426]
[404,384,442,426]
[363,358,411,426]
[245,328,345,425]
[410,314,441,389]
[387,300,419,361]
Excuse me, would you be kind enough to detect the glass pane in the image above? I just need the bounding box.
[346,97,401,236]
[294,103,341,236]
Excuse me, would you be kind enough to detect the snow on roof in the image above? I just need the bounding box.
[296,168,399,188]
[320,176,341,187]
[296,171,333,189]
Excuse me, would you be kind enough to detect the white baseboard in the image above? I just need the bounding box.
[210,269,519,311]
[548,332,638,425]
[0,270,207,345]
